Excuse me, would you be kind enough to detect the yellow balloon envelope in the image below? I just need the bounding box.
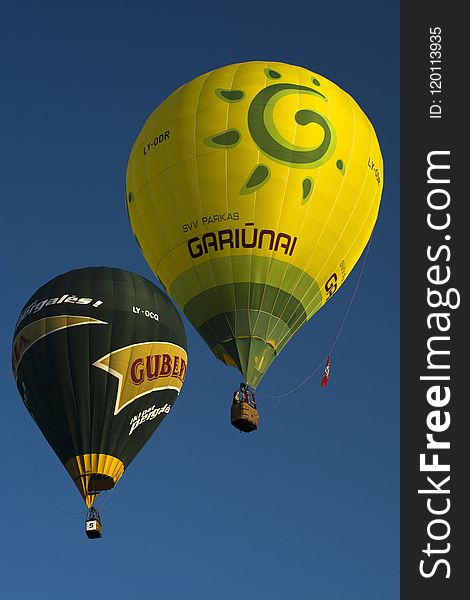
[126,61,383,388]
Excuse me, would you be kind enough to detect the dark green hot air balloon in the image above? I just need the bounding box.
[12,267,187,521]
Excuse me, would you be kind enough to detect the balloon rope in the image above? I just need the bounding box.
[22,407,81,515]
[329,232,374,351]
[221,364,237,388]
[258,233,374,400]
[94,489,112,510]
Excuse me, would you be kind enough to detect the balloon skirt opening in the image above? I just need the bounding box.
[65,454,125,507]
[215,337,277,388]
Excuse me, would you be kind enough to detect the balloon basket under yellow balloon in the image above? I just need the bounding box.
[231,401,259,433]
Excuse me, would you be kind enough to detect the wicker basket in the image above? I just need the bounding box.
[231,401,259,432]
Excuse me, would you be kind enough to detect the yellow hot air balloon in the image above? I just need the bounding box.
[126,61,382,416]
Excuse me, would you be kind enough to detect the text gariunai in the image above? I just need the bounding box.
[187,222,298,259]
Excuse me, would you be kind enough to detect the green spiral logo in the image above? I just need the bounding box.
[204,69,344,202]
[247,83,336,168]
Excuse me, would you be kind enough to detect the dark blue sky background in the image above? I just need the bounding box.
[1,2,399,598]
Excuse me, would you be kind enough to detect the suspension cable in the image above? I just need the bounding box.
[22,407,81,515]
[258,234,375,400]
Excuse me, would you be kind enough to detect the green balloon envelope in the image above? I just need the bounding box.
[12,267,187,506]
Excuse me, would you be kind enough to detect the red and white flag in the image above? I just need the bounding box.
[321,356,331,388]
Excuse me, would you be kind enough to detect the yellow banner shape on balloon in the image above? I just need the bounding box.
[93,341,187,414]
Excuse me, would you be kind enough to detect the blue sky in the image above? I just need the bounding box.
[1,2,399,598]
